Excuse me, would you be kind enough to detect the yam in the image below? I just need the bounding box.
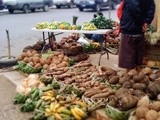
[149,101,160,111]
[149,74,159,81]
[122,81,132,88]
[132,90,146,98]
[136,106,149,119]
[145,110,158,120]
[119,77,130,85]
[132,83,146,91]
[108,76,120,84]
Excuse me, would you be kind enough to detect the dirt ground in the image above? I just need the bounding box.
[0,75,32,120]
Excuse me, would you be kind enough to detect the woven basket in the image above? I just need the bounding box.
[82,95,108,111]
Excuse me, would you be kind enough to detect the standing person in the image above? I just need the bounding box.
[118,0,155,73]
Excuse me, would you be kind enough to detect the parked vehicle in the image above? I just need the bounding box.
[0,0,4,10]
[53,0,75,8]
[76,0,120,12]
[3,0,53,14]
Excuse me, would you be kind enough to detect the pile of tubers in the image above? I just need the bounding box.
[17,50,69,70]
[130,96,160,120]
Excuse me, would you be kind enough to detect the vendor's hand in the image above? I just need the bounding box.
[142,23,148,32]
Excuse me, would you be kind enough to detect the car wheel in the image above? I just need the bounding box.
[8,9,14,14]
[79,7,83,11]
[31,9,35,12]
[56,5,61,9]
[94,4,101,12]
[0,56,17,68]
[23,4,29,13]
[43,4,49,12]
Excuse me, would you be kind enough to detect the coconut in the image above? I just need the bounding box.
[34,63,41,68]
[142,67,152,75]
[17,55,23,61]
[136,106,149,119]
[145,110,158,120]
[137,95,150,107]
[28,62,34,67]
[43,64,49,70]
[26,50,32,57]
[23,57,29,63]
[32,57,40,64]
[21,52,26,58]
[63,56,69,62]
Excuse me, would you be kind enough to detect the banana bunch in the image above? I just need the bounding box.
[90,42,100,48]
[82,22,97,31]
[35,22,49,29]
[41,90,57,101]
[45,101,73,120]
[71,106,86,120]
[58,22,71,30]
[48,21,60,30]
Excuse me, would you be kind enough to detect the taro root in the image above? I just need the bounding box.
[122,81,132,88]
[132,90,146,98]
[132,83,146,91]
[117,94,138,111]
[133,72,146,83]
[115,88,138,110]
[108,76,120,84]
[149,73,159,81]
[128,69,138,77]
[119,76,130,85]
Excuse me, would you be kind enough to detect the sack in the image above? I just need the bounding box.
[117,1,124,20]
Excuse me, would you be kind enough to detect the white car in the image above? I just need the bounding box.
[53,0,75,8]
[3,0,53,13]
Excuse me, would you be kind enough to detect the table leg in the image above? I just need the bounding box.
[41,32,46,53]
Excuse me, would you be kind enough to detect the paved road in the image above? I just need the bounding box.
[0,8,119,57]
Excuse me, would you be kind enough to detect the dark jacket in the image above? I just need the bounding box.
[120,0,155,35]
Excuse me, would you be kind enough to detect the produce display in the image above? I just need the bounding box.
[59,37,83,56]
[81,22,97,31]
[91,15,113,29]
[129,96,160,120]
[14,74,88,120]
[17,50,69,73]
[35,21,81,30]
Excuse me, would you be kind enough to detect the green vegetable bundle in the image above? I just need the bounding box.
[16,61,42,74]
[91,16,113,29]
[105,105,130,120]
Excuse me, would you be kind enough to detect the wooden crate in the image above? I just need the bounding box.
[145,43,160,61]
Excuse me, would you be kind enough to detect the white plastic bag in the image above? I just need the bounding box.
[77,36,90,45]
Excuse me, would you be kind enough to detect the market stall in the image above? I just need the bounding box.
[11,11,160,120]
